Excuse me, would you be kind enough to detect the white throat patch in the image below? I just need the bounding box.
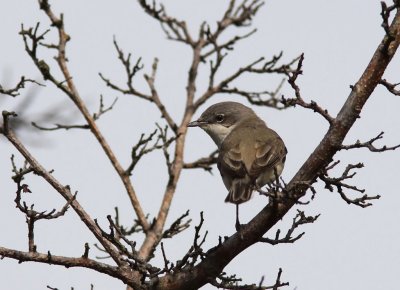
[201,123,235,147]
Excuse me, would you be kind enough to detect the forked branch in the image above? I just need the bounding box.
[0,77,43,97]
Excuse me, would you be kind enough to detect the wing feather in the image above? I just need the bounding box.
[217,121,287,204]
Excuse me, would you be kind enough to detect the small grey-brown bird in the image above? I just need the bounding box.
[188,101,287,229]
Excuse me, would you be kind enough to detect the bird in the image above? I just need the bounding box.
[188,101,287,229]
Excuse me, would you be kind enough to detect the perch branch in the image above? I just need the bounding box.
[151,7,400,290]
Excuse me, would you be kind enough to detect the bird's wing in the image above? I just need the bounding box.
[218,143,247,177]
[217,144,252,204]
[248,137,286,180]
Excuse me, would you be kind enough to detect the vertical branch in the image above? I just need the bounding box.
[135,0,272,261]
[27,218,36,252]
[137,39,206,261]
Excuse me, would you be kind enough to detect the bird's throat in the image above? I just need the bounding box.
[202,124,234,148]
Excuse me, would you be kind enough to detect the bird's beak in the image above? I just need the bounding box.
[187,120,206,127]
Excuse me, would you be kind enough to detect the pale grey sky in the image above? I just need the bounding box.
[1,1,400,290]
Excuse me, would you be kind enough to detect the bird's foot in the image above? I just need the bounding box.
[235,221,245,231]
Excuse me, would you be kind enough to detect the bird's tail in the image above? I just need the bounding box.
[225,178,254,204]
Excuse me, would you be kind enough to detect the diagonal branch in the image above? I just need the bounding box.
[1,111,125,269]
[152,7,400,290]
[21,0,149,231]
[144,58,178,132]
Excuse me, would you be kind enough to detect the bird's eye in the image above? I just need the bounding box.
[215,114,224,123]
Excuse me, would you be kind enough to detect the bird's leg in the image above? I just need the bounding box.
[235,204,242,231]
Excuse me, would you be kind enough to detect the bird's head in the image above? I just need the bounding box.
[188,101,256,147]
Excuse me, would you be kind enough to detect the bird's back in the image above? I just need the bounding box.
[218,117,286,204]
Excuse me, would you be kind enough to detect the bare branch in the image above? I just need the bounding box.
[195,53,300,110]
[138,0,194,45]
[341,131,400,152]
[380,0,400,36]
[260,210,319,245]
[1,111,125,267]
[281,54,334,124]
[99,38,148,99]
[31,122,90,131]
[209,267,289,290]
[125,129,160,176]
[32,95,118,131]
[100,41,178,133]
[21,1,150,231]
[217,0,264,30]
[160,242,172,274]
[183,150,218,172]
[113,207,146,236]
[201,28,257,60]
[93,95,118,120]
[154,7,400,290]
[162,210,191,239]
[82,243,90,259]
[221,78,287,110]
[319,162,380,207]
[144,58,178,132]
[173,212,208,271]
[0,246,133,285]
[380,78,400,95]
[0,77,43,97]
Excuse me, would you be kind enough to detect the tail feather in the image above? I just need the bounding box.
[225,178,254,204]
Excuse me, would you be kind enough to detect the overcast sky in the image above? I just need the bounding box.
[1,1,400,290]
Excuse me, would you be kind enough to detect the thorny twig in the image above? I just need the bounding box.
[260,210,319,245]
[281,54,334,124]
[209,267,289,290]
[113,207,145,236]
[341,131,400,152]
[125,124,177,176]
[100,40,178,133]
[195,53,300,110]
[174,212,208,271]
[11,154,75,252]
[319,161,381,207]
[162,210,192,239]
